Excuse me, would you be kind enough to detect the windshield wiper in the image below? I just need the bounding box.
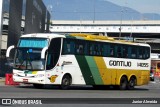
[26,51,33,70]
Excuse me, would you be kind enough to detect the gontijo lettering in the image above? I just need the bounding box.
[109,60,131,67]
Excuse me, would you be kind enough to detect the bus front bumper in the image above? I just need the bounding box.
[12,75,45,84]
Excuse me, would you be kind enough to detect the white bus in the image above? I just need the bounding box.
[6,33,151,90]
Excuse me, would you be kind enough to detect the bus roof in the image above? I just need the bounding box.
[20,33,65,40]
[67,33,150,47]
[20,33,150,47]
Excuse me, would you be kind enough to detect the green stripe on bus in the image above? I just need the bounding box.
[85,56,104,85]
[75,55,95,85]
[66,35,76,39]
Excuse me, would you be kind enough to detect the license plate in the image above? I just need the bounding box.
[23,79,28,83]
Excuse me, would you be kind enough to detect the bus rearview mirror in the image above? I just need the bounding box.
[6,45,15,58]
[41,47,48,59]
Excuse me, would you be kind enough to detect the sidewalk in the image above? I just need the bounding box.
[0,77,5,86]
[0,77,5,82]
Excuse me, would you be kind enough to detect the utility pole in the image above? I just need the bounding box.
[0,0,3,57]
[93,0,95,23]
[119,8,123,39]
[0,0,3,75]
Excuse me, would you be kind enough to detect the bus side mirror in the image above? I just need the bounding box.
[41,47,48,59]
[6,45,15,58]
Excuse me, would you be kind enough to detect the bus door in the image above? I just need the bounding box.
[46,38,62,70]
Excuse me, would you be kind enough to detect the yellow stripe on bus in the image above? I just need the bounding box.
[94,57,112,85]
[32,71,38,74]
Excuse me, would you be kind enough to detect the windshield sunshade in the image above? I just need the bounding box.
[19,38,48,48]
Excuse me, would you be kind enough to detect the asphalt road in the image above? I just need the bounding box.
[0,81,160,107]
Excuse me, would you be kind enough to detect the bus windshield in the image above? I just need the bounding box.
[13,38,49,70]
[14,48,45,70]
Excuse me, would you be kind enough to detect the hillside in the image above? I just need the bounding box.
[45,0,160,20]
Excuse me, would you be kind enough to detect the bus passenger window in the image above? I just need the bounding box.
[100,44,103,56]
[138,48,143,59]
[67,43,70,53]
[145,48,150,59]
[110,49,114,57]
[117,46,122,58]
[123,47,128,58]
[76,44,84,54]
[103,45,108,57]
[94,45,98,55]
[131,47,137,58]
[89,44,93,55]
[79,45,83,54]
[110,45,114,57]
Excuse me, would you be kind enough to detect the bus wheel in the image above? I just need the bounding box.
[33,84,44,89]
[119,76,128,90]
[127,77,136,90]
[61,75,72,90]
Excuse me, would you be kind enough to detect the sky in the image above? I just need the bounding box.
[106,0,160,14]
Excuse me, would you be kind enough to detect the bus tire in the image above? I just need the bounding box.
[119,76,128,90]
[33,84,45,89]
[127,77,136,90]
[61,74,72,90]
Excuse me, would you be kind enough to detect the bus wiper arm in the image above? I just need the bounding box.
[27,51,33,69]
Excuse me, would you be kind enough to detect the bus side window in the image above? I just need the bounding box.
[79,45,84,54]
[75,40,84,55]
[94,44,98,55]
[117,46,122,58]
[138,47,143,59]
[62,38,75,54]
[131,47,137,59]
[145,47,150,59]
[99,44,103,56]
[89,42,94,55]
[122,46,128,58]
[84,41,88,55]
[67,42,71,53]
[142,47,148,59]
[109,45,114,57]
[62,40,67,54]
[103,44,108,57]
[70,40,75,54]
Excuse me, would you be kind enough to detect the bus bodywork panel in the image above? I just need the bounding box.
[44,55,86,85]
[12,54,150,86]
[42,55,150,86]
